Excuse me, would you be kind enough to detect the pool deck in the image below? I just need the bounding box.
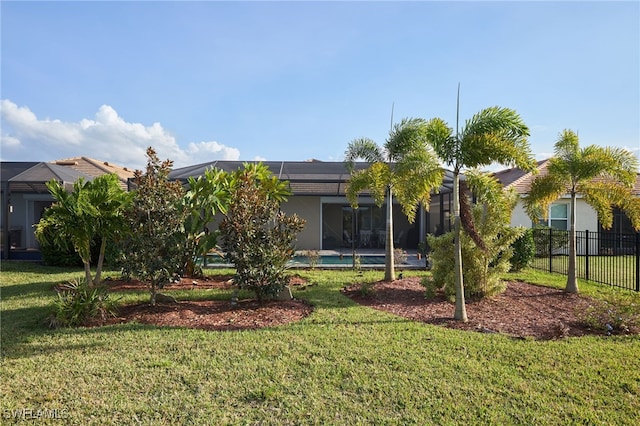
[202,249,428,270]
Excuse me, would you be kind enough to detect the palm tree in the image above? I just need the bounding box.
[424,106,536,321]
[345,117,444,281]
[523,129,640,293]
[37,173,131,285]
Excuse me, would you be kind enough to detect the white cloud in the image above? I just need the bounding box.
[0,99,240,169]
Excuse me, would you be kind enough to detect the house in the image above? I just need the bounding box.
[169,160,457,252]
[493,159,640,254]
[2,157,454,260]
[1,157,134,260]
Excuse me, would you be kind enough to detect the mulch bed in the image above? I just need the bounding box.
[342,277,607,340]
[88,273,626,339]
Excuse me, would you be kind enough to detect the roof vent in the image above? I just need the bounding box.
[55,160,78,166]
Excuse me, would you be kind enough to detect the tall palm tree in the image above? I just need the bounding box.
[523,129,640,293]
[345,117,443,281]
[424,106,536,321]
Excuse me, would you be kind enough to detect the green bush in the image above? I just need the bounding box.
[219,164,305,303]
[48,278,119,328]
[532,225,568,257]
[581,299,640,335]
[427,207,522,301]
[510,228,535,271]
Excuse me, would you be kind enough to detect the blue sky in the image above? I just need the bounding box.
[1,1,638,170]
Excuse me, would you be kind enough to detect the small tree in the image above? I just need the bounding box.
[36,173,131,285]
[218,163,305,304]
[179,167,229,277]
[118,147,187,305]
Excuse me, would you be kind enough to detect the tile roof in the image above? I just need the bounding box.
[493,158,640,195]
[52,157,135,190]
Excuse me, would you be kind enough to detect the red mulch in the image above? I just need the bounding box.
[90,274,628,339]
[87,274,313,331]
[342,277,611,340]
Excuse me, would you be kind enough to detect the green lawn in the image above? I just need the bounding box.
[2,262,640,425]
[531,254,638,290]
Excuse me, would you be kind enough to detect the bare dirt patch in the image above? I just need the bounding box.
[342,277,609,340]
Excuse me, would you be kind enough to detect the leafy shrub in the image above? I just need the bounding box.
[510,228,535,271]
[219,164,305,303]
[49,278,119,328]
[532,225,568,257]
[427,171,526,302]
[581,299,640,335]
[421,276,438,300]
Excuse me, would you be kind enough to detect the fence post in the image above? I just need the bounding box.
[636,232,640,292]
[548,228,553,273]
[585,230,589,282]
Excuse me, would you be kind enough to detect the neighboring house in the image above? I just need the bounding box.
[493,159,640,254]
[1,157,134,260]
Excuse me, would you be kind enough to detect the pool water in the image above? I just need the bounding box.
[290,255,388,265]
[198,254,390,266]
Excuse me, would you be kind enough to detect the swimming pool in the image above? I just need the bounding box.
[198,254,394,267]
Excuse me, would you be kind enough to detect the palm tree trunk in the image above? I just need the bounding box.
[453,172,468,321]
[94,237,107,286]
[566,193,579,293]
[384,186,396,281]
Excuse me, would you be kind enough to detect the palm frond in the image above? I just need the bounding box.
[386,117,429,161]
[523,174,567,221]
[424,118,456,166]
[344,138,385,171]
[459,106,534,170]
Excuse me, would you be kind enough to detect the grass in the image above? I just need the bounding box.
[2,262,640,425]
[531,254,638,291]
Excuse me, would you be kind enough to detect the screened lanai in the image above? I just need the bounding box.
[169,160,456,251]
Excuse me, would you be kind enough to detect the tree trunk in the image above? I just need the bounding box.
[93,237,107,286]
[150,282,157,306]
[83,261,93,287]
[384,186,396,281]
[566,192,579,293]
[453,172,468,322]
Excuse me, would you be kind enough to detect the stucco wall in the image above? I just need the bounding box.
[511,198,598,231]
[511,197,599,255]
[281,196,320,250]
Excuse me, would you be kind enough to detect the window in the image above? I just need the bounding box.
[534,203,568,230]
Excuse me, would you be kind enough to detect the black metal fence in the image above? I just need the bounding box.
[530,228,640,292]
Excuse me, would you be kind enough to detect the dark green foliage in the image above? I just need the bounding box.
[532,225,568,257]
[37,212,83,266]
[35,173,131,284]
[218,164,305,304]
[426,184,523,301]
[48,278,119,328]
[510,228,535,272]
[179,167,229,278]
[117,147,187,305]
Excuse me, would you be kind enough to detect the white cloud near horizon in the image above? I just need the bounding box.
[0,100,240,169]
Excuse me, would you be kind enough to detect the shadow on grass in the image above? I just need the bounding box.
[0,281,57,299]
